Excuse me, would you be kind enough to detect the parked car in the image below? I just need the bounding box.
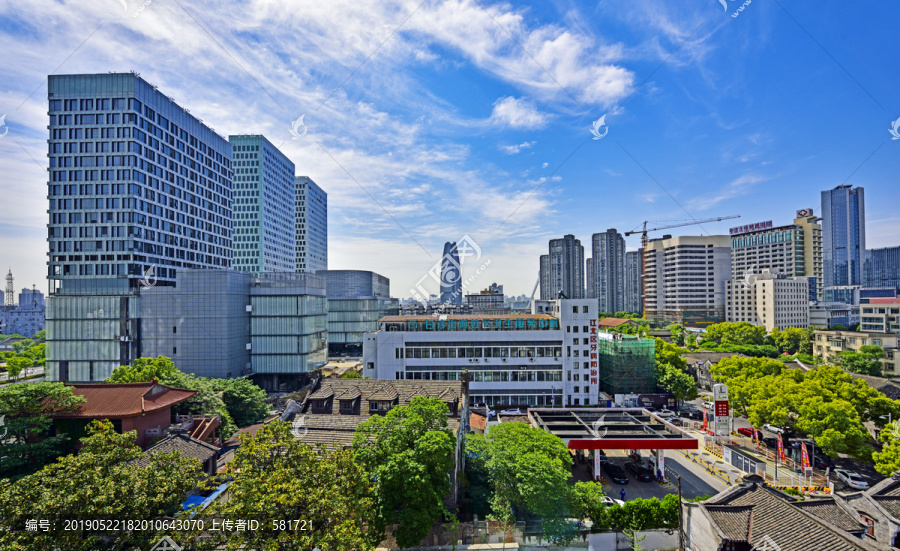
[737,427,754,437]
[703,401,714,411]
[835,469,869,490]
[602,463,629,484]
[669,418,686,427]
[681,409,704,420]
[762,423,785,435]
[656,409,676,418]
[624,462,654,482]
[501,408,523,415]
[761,437,779,449]
[600,496,625,507]
[813,455,831,470]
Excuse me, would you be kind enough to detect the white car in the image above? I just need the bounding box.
[656,409,676,418]
[703,401,714,411]
[835,469,869,490]
[501,408,523,415]
[600,496,625,507]
[762,423,785,435]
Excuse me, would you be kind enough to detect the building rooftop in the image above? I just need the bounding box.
[529,408,696,450]
[597,317,636,328]
[52,381,196,419]
[133,432,219,469]
[379,313,555,322]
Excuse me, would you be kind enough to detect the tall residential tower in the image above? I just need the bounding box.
[588,229,626,313]
[295,176,327,273]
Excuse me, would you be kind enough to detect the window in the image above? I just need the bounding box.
[573,306,578,313]
[173,326,177,334]
[583,306,588,313]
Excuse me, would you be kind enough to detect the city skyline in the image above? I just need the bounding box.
[1,2,899,297]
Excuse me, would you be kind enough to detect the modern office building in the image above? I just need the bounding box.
[125,270,327,389]
[809,302,859,329]
[363,299,653,406]
[729,214,822,283]
[794,209,824,301]
[321,270,399,357]
[860,298,900,334]
[643,235,732,325]
[822,185,865,288]
[439,241,462,305]
[539,254,551,300]
[465,283,505,310]
[866,246,900,291]
[295,176,327,273]
[725,270,810,331]
[624,250,642,314]
[588,229,626,313]
[45,72,234,382]
[547,235,584,299]
[228,135,296,274]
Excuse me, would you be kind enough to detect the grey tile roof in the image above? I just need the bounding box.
[703,483,878,550]
[308,386,335,400]
[134,433,219,468]
[704,505,752,541]
[872,497,900,520]
[681,352,744,364]
[791,499,867,533]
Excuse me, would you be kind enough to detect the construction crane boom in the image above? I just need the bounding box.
[625,214,740,316]
[526,272,541,312]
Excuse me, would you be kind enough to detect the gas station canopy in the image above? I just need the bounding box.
[529,408,699,450]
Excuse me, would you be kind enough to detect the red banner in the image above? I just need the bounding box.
[801,442,811,470]
[777,434,786,462]
[752,427,759,443]
[702,410,708,430]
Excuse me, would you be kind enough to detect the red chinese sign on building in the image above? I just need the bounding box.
[589,319,598,385]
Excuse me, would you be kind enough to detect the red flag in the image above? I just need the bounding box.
[752,427,759,443]
[702,409,708,430]
[777,434,786,462]
[801,442,811,470]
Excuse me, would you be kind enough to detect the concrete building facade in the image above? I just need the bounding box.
[624,250,642,315]
[814,329,899,376]
[643,235,732,325]
[322,270,399,357]
[725,270,810,331]
[539,254,550,301]
[588,229,626,313]
[228,135,296,274]
[0,287,46,337]
[547,235,584,299]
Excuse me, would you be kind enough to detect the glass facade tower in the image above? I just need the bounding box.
[822,185,865,288]
[228,135,296,273]
[295,176,327,272]
[45,72,234,381]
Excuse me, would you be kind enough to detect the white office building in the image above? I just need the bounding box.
[363,299,600,407]
[725,270,810,331]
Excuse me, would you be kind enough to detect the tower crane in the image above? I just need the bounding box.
[624,215,740,317]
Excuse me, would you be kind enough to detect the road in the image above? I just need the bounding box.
[664,455,722,499]
[0,366,45,382]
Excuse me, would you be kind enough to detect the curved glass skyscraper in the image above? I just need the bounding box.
[440,241,462,305]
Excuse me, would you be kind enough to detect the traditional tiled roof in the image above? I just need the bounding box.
[368,385,399,401]
[597,317,634,327]
[133,432,219,469]
[51,381,196,419]
[308,386,335,400]
[336,388,361,400]
[848,374,900,400]
[700,480,874,550]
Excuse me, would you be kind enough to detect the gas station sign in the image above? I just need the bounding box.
[712,384,730,437]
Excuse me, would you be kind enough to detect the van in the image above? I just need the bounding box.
[703,401,714,411]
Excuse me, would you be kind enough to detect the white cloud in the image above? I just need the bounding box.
[499,140,536,154]
[542,162,549,168]
[490,96,548,129]
[687,174,769,211]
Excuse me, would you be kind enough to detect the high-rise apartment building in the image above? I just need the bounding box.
[295,176,327,273]
[643,235,732,325]
[539,254,550,300]
[624,250,642,314]
[547,235,584,299]
[228,135,296,273]
[45,72,234,381]
[794,209,824,301]
[865,246,900,291]
[822,185,865,287]
[440,241,462,305]
[588,229,625,313]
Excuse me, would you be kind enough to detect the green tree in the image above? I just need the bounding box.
[657,363,698,405]
[478,422,573,538]
[705,322,766,346]
[198,421,379,551]
[799,326,818,356]
[5,356,33,379]
[653,338,686,371]
[352,397,455,548]
[10,339,34,354]
[0,420,201,551]
[604,495,679,531]
[24,343,45,366]
[570,481,607,524]
[106,355,180,383]
[874,421,900,476]
[838,345,885,376]
[32,329,46,343]
[209,377,268,428]
[0,382,85,479]
[770,327,805,354]
[340,371,362,378]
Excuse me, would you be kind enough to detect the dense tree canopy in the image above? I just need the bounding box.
[837,345,885,376]
[0,382,85,479]
[874,421,900,477]
[352,397,455,548]
[198,421,380,551]
[0,420,201,551]
[705,322,767,347]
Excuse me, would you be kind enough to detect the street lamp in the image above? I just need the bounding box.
[881,414,892,426]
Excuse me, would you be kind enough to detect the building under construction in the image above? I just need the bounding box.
[597,332,655,395]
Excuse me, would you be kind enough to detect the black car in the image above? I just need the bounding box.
[624,462,654,482]
[761,437,779,449]
[602,463,629,484]
[813,455,831,470]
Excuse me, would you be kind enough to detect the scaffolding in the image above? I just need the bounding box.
[597,333,656,395]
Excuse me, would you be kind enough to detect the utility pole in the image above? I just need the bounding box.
[677,475,685,551]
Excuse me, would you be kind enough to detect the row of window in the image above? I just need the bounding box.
[398,345,562,359]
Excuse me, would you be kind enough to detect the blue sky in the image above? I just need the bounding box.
[0,0,898,298]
